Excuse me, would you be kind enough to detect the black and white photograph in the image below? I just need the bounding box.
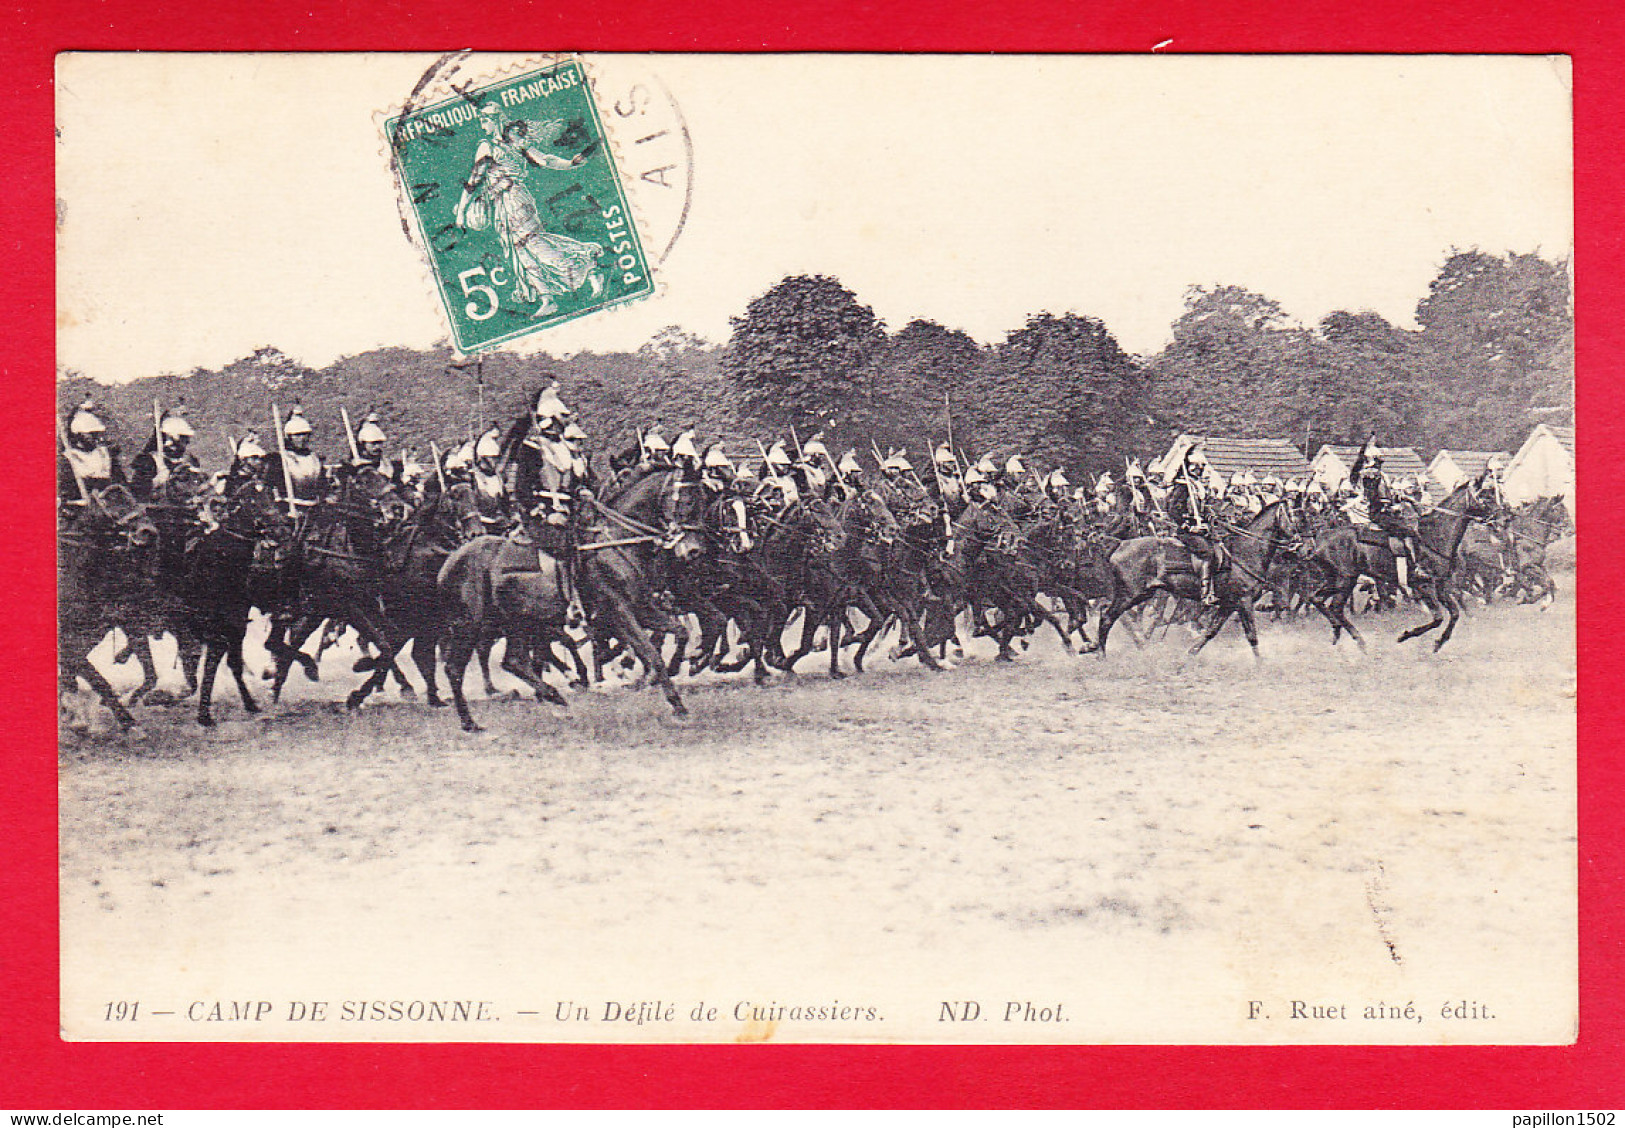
[55,53,1575,1044]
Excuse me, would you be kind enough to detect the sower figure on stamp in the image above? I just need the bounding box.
[1167,444,1225,607]
[1350,435,1420,594]
[454,104,606,318]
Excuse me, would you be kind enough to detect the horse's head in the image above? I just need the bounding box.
[93,484,160,554]
[799,495,848,555]
[708,493,754,555]
[431,480,486,543]
[660,473,710,562]
[856,489,899,547]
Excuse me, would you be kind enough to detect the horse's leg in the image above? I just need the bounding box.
[196,639,226,727]
[343,610,403,710]
[1187,601,1234,655]
[226,630,259,714]
[849,593,888,674]
[1432,582,1463,651]
[420,630,449,708]
[74,653,137,730]
[1396,585,1445,643]
[475,635,502,695]
[1033,593,1074,654]
[269,614,322,703]
[503,625,568,706]
[1235,600,1263,664]
[780,601,820,672]
[600,589,688,718]
[826,602,848,679]
[444,622,483,733]
[124,632,159,707]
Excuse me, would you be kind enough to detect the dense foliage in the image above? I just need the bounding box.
[59,249,1570,477]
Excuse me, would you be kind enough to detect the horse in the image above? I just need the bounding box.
[177,484,299,726]
[58,485,160,730]
[437,468,706,732]
[1089,499,1301,660]
[1298,474,1499,651]
[262,469,412,709]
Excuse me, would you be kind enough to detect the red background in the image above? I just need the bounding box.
[3,0,1619,1108]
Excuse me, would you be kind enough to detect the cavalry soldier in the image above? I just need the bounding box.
[510,384,586,549]
[671,430,703,479]
[1167,445,1223,606]
[877,450,935,529]
[700,443,736,494]
[832,450,865,500]
[1039,468,1073,525]
[59,399,125,507]
[759,440,800,513]
[349,411,396,485]
[1350,436,1420,592]
[952,464,1022,569]
[269,405,327,510]
[1092,470,1116,517]
[443,438,476,485]
[638,429,673,474]
[130,406,203,504]
[931,444,964,517]
[999,455,1043,522]
[224,432,272,499]
[470,427,514,534]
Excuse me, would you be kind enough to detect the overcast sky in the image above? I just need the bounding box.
[56,53,1572,384]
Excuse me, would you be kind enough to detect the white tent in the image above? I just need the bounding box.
[1502,424,1575,518]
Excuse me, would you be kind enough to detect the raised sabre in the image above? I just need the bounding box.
[340,406,361,462]
[429,440,447,494]
[271,404,299,519]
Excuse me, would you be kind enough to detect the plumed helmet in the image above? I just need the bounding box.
[282,406,313,436]
[672,430,700,461]
[1486,453,1508,471]
[962,466,987,487]
[703,443,733,470]
[1005,455,1025,477]
[1126,459,1145,480]
[562,421,587,443]
[1286,477,1304,493]
[236,432,267,459]
[1047,468,1070,490]
[883,452,914,473]
[765,440,792,468]
[837,450,862,476]
[1095,471,1115,492]
[68,399,106,435]
[934,444,956,465]
[974,455,998,477]
[643,430,671,453]
[356,412,387,444]
[533,383,570,421]
[445,441,474,472]
[475,428,502,459]
[802,436,829,460]
[734,459,758,480]
[1186,447,1208,467]
[160,410,195,439]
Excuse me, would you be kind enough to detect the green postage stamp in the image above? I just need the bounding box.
[385,57,654,352]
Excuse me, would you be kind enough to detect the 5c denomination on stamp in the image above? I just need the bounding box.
[385,56,655,352]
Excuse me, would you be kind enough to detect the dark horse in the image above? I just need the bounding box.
[1090,499,1300,660]
[1299,473,1499,651]
[58,485,160,730]
[437,469,707,732]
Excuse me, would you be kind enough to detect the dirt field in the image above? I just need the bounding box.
[60,584,1576,1044]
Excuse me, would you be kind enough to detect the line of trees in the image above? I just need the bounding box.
[58,249,1571,477]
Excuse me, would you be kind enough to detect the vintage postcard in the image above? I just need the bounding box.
[55,53,1575,1044]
